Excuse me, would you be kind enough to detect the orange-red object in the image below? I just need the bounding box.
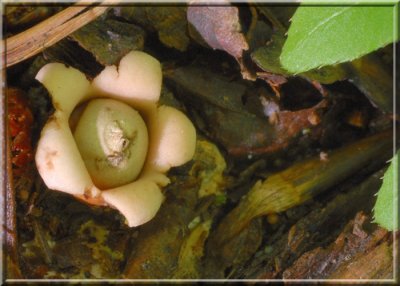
[7,88,34,171]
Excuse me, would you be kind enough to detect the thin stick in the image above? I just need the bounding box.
[3,3,111,67]
[5,112,23,278]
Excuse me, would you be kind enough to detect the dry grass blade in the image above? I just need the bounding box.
[3,1,117,67]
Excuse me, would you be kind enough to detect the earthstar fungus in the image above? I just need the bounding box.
[35,51,196,227]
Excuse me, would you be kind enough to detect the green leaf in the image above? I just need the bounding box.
[373,152,399,231]
[280,5,397,74]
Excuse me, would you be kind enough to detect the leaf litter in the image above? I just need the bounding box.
[5,3,397,280]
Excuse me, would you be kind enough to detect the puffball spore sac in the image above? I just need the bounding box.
[73,98,149,189]
[34,51,196,227]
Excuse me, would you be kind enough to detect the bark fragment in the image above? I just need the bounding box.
[235,169,390,279]
[283,212,394,280]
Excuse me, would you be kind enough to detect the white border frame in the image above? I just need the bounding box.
[1,0,398,284]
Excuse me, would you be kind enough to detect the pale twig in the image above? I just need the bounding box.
[3,1,118,67]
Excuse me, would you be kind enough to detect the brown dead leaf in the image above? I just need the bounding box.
[187,4,248,59]
[257,71,288,97]
[167,65,326,158]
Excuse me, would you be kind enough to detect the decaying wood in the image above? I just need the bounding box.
[234,169,391,279]
[283,212,394,280]
[3,1,118,67]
